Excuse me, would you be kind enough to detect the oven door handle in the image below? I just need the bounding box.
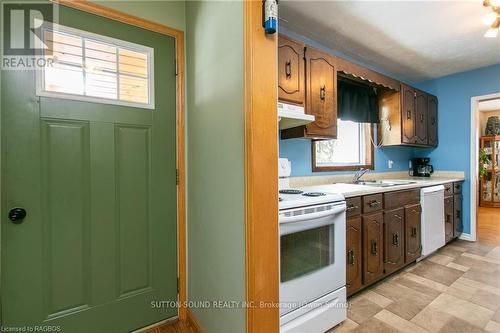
[279,205,346,225]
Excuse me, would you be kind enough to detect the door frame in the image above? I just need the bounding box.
[243,2,279,333]
[47,0,187,322]
[469,92,500,243]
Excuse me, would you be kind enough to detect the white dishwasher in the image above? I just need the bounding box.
[420,185,446,258]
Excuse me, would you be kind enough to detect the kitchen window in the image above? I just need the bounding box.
[312,119,374,171]
[36,23,154,109]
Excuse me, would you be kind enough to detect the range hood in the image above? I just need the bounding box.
[278,102,315,130]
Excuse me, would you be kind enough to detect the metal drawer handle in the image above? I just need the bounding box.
[394,214,402,220]
[446,214,451,223]
[420,114,424,122]
[346,204,359,212]
[320,85,326,101]
[431,117,436,125]
[348,249,355,265]
[407,110,412,120]
[456,210,461,219]
[368,200,380,208]
[371,240,378,255]
[392,233,399,246]
[411,226,418,238]
[285,60,291,78]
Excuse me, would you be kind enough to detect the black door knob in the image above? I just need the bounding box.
[8,208,27,224]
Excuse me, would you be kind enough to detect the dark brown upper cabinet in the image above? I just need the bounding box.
[281,46,338,139]
[379,84,438,148]
[402,84,417,144]
[415,90,428,145]
[427,95,438,146]
[278,36,305,106]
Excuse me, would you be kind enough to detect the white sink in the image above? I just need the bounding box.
[354,180,417,187]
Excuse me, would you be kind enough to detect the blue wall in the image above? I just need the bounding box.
[278,28,417,177]
[415,64,500,235]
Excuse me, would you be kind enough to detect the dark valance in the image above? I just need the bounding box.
[338,79,379,123]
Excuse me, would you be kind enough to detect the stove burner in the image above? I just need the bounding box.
[279,189,304,195]
[303,192,326,197]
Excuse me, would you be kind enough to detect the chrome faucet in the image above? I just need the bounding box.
[353,168,369,183]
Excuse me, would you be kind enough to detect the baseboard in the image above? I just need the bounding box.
[187,309,204,333]
[459,233,474,241]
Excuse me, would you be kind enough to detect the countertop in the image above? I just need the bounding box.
[295,174,465,198]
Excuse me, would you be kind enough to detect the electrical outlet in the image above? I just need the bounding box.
[388,160,394,169]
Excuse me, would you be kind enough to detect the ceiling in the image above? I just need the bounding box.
[479,99,500,111]
[279,0,500,82]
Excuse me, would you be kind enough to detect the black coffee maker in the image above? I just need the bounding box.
[412,157,434,177]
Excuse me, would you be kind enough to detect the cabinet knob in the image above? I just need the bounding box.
[392,233,399,246]
[411,226,418,238]
[371,240,378,255]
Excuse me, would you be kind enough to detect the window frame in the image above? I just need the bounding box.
[35,21,155,109]
[311,123,375,172]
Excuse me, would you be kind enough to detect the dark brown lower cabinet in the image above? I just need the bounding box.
[454,194,463,237]
[384,208,405,274]
[346,216,362,296]
[444,196,454,243]
[362,212,384,285]
[405,204,422,263]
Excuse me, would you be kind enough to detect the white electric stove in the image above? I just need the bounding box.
[278,158,347,333]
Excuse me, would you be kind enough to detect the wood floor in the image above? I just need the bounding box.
[139,320,194,333]
[478,207,500,245]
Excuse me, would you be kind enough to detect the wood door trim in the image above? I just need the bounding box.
[51,0,187,322]
[244,1,279,333]
[186,309,204,333]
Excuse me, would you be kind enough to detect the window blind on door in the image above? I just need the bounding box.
[39,25,153,108]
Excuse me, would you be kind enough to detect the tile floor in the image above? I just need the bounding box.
[330,239,500,333]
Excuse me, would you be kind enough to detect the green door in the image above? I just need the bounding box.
[1,5,178,332]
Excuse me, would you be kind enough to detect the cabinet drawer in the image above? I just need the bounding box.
[454,182,463,194]
[444,183,453,197]
[346,197,362,217]
[384,189,420,211]
[362,194,383,213]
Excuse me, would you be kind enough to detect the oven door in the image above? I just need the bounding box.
[279,202,346,317]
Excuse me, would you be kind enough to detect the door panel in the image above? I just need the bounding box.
[405,204,422,263]
[401,84,415,144]
[454,195,463,237]
[384,208,405,274]
[305,48,337,138]
[346,217,362,296]
[41,119,91,318]
[362,212,384,285]
[444,196,454,243]
[428,95,438,146]
[278,36,305,105]
[415,91,428,145]
[2,5,177,331]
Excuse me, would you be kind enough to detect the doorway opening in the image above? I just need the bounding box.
[471,93,500,245]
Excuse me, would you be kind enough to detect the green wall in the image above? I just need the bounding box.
[92,0,185,31]
[185,1,246,332]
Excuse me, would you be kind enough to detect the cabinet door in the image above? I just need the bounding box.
[384,208,405,274]
[415,91,428,145]
[405,204,422,263]
[363,212,384,285]
[346,216,362,296]
[427,95,438,147]
[444,196,454,243]
[305,48,337,138]
[278,36,305,105]
[454,194,463,237]
[401,84,416,144]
